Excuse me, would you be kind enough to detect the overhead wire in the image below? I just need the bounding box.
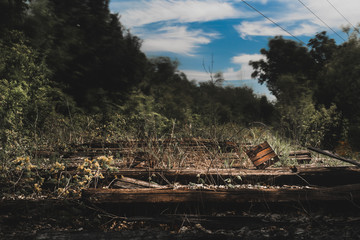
[240,0,306,45]
[325,0,359,33]
[297,0,346,41]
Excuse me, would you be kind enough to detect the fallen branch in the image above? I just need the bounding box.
[307,146,360,168]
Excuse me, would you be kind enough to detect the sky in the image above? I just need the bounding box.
[109,0,360,100]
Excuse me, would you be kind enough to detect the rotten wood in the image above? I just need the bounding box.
[288,150,312,164]
[83,183,360,204]
[245,142,279,169]
[106,166,360,177]
[308,146,360,167]
[33,166,360,186]
[112,176,167,189]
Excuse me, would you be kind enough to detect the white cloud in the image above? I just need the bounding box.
[113,0,241,28]
[140,26,219,56]
[110,0,241,56]
[295,0,360,34]
[182,67,275,100]
[231,53,264,65]
[182,70,210,82]
[233,0,268,4]
[234,21,289,38]
[256,0,268,4]
[182,68,245,82]
[183,53,265,81]
[233,0,360,38]
[223,67,241,80]
[227,53,265,80]
[234,19,323,38]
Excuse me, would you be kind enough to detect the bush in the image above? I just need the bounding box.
[277,96,342,148]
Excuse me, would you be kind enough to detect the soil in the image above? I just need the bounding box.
[1,199,360,240]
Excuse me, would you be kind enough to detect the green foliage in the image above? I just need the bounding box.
[0,0,28,35]
[250,36,315,98]
[277,95,341,147]
[0,32,42,148]
[0,31,69,160]
[118,92,171,138]
[144,57,196,124]
[2,1,359,162]
[312,29,360,149]
[196,83,274,126]
[250,31,360,149]
[25,0,148,109]
[307,31,337,69]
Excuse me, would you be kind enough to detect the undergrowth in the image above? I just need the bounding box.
[0,117,356,200]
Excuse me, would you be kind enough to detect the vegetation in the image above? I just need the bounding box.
[1,0,360,193]
[250,31,360,150]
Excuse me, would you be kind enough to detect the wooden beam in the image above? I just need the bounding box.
[112,176,167,189]
[83,183,360,204]
[107,166,360,179]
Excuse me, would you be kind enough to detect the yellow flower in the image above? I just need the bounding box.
[34,183,42,192]
[54,162,65,170]
[13,157,23,164]
[25,165,33,171]
[93,161,100,168]
[28,163,36,169]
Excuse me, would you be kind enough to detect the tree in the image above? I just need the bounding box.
[144,57,196,124]
[24,0,148,110]
[317,31,360,149]
[0,31,65,154]
[250,36,315,99]
[249,34,346,148]
[0,0,28,36]
[307,31,337,69]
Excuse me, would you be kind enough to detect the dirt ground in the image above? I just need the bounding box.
[1,199,360,240]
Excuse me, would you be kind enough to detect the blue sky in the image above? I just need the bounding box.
[109,0,360,100]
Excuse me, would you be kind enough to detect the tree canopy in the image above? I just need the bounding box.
[250,30,360,149]
[1,0,359,152]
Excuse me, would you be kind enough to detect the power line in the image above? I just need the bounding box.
[325,0,359,33]
[240,0,306,45]
[297,0,346,41]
